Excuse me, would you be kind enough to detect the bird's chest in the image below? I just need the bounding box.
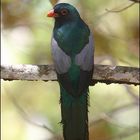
[54,25,86,56]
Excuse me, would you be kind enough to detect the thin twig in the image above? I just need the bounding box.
[130,0,140,3]
[6,89,55,135]
[106,2,135,13]
[125,85,139,104]
[90,102,138,126]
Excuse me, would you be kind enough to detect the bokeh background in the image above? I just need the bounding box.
[1,0,139,140]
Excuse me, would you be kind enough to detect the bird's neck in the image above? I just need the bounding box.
[54,17,80,28]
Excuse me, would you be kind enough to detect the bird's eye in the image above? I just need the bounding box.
[61,9,68,16]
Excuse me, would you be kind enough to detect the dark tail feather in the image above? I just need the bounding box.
[60,88,89,140]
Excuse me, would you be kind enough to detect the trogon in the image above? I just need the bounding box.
[47,3,94,140]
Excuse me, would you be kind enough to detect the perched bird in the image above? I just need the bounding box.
[47,3,94,140]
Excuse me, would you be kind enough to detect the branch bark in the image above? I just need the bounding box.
[1,64,139,85]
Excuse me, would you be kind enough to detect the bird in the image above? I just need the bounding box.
[47,3,94,140]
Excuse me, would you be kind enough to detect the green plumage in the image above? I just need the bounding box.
[49,3,94,140]
[60,58,89,140]
[60,88,89,140]
[54,20,90,55]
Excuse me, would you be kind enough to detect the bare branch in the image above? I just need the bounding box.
[90,102,138,126]
[1,64,139,85]
[89,102,139,140]
[106,2,135,13]
[125,85,139,104]
[130,0,140,3]
[6,90,55,135]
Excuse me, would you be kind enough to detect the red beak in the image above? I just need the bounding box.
[47,9,59,17]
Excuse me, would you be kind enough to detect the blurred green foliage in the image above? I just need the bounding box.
[1,0,139,140]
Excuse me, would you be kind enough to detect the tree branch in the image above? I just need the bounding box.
[90,102,137,126]
[1,64,139,85]
[89,102,139,140]
[105,2,135,13]
[130,0,140,3]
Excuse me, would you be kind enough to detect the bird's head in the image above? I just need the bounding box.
[47,3,80,22]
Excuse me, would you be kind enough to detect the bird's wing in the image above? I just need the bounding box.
[51,37,75,95]
[75,33,94,71]
[51,38,71,74]
[75,33,94,95]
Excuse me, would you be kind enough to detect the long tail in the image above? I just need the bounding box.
[60,87,89,140]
